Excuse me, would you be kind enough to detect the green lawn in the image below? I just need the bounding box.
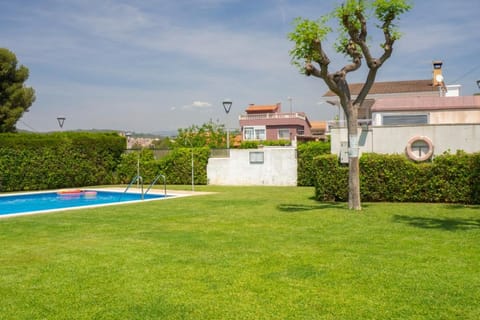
[1,186,479,319]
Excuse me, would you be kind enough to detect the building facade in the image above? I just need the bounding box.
[238,103,312,142]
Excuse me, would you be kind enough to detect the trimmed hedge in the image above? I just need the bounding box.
[0,132,125,191]
[313,152,480,204]
[297,140,331,186]
[114,147,210,185]
[314,154,348,202]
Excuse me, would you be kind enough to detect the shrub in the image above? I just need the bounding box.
[314,154,348,201]
[0,132,125,191]
[297,140,331,186]
[313,152,480,204]
[114,147,210,186]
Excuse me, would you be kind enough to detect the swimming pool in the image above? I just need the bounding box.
[0,190,169,218]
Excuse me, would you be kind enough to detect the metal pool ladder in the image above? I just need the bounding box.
[121,173,167,200]
[122,175,144,200]
[145,173,167,196]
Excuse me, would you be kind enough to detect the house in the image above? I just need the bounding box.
[238,103,313,142]
[371,96,480,126]
[328,61,480,162]
[323,61,460,123]
[310,121,328,140]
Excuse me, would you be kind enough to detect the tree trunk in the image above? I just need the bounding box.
[346,103,361,210]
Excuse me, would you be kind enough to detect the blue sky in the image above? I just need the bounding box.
[2,0,479,133]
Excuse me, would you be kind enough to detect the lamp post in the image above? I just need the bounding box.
[56,116,66,130]
[185,136,194,191]
[222,99,232,149]
[287,96,293,113]
[477,80,480,89]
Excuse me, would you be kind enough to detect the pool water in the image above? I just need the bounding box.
[0,190,167,217]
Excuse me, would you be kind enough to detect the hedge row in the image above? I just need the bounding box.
[314,152,480,204]
[115,148,210,186]
[0,132,125,191]
[297,141,331,186]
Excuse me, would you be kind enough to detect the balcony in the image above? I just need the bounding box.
[239,112,307,121]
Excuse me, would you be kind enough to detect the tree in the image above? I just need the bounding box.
[173,120,226,149]
[289,0,411,210]
[0,48,36,133]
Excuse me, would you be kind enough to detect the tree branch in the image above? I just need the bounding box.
[354,12,397,105]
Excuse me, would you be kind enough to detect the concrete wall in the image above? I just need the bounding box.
[331,124,480,158]
[207,147,297,186]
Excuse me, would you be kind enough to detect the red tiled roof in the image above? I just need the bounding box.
[323,79,436,97]
[246,104,279,113]
[371,96,480,112]
[310,121,327,131]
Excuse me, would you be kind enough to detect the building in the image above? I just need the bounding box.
[328,61,480,162]
[371,96,480,126]
[323,61,460,123]
[238,103,313,142]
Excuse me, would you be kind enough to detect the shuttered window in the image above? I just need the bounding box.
[382,114,428,125]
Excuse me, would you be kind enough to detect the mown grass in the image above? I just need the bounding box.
[0,186,479,319]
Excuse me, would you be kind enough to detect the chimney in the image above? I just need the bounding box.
[432,60,447,95]
[432,61,445,86]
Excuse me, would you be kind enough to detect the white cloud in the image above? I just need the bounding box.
[191,101,213,108]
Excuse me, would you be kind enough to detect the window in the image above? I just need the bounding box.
[244,127,254,140]
[249,151,264,164]
[278,129,290,140]
[406,136,434,162]
[382,114,428,125]
[411,140,430,158]
[243,126,266,141]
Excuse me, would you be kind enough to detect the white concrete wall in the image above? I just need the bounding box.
[331,124,480,157]
[207,147,297,186]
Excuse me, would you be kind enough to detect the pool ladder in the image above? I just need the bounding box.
[122,174,167,200]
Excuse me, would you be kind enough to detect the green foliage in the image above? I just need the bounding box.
[173,121,226,149]
[0,48,36,132]
[373,0,412,22]
[313,152,480,204]
[288,1,412,70]
[238,140,259,149]
[159,147,209,185]
[114,147,210,186]
[297,140,331,186]
[359,153,426,202]
[425,151,475,203]
[0,132,125,191]
[238,140,291,149]
[288,17,331,71]
[314,154,348,201]
[150,136,172,149]
[114,149,157,184]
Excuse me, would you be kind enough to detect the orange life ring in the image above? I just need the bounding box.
[57,189,82,195]
[405,136,434,161]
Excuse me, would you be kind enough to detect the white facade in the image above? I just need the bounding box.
[330,124,480,160]
[207,147,297,186]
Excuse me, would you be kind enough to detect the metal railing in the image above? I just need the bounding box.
[239,112,307,121]
[121,175,144,200]
[145,173,167,196]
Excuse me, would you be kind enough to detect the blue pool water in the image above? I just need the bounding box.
[0,190,167,217]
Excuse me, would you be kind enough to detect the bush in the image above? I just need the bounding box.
[297,140,331,186]
[0,132,125,191]
[114,147,210,186]
[314,154,348,201]
[313,152,480,204]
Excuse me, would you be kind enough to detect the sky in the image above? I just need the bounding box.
[2,0,479,134]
